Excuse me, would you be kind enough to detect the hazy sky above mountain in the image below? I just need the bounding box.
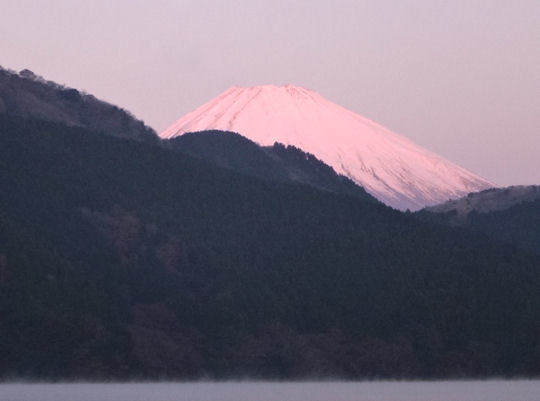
[1,0,538,186]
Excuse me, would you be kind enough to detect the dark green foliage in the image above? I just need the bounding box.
[1,115,540,380]
[168,130,375,202]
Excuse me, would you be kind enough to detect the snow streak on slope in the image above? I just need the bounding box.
[161,85,494,210]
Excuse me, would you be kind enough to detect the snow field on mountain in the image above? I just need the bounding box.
[161,85,493,210]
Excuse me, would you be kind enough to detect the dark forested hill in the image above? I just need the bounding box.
[0,66,157,143]
[418,187,540,254]
[168,130,375,202]
[1,114,539,380]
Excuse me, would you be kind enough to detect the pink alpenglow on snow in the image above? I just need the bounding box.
[161,85,495,210]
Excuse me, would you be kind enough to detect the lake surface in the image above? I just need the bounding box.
[1,380,539,401]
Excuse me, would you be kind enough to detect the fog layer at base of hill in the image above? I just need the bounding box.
[2,381,540,401]
[1,114,539,380]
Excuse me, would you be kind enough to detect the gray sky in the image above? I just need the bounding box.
[1,0,538,185]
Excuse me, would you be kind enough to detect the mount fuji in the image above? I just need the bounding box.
[161,85,494,210]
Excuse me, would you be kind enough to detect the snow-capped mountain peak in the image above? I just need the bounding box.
[161,85,494,210]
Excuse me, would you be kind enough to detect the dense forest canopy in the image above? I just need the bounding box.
[1,114,539,379]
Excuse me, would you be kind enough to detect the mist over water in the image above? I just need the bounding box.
[2,381,539,401]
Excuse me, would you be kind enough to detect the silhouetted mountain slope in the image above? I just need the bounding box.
[0,66,157,143]
[419,187,540,254]
[168,130,376,202]
[1,114,539,379]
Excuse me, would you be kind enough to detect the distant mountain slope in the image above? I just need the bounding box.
[1,114,539,379]
[425,186,540,218]
[0,66,157,143]
[168,130,376,202]
[161,85,493,210]
[418,186,540,254]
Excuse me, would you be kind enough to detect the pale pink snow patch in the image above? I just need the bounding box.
[161,85,494,210]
